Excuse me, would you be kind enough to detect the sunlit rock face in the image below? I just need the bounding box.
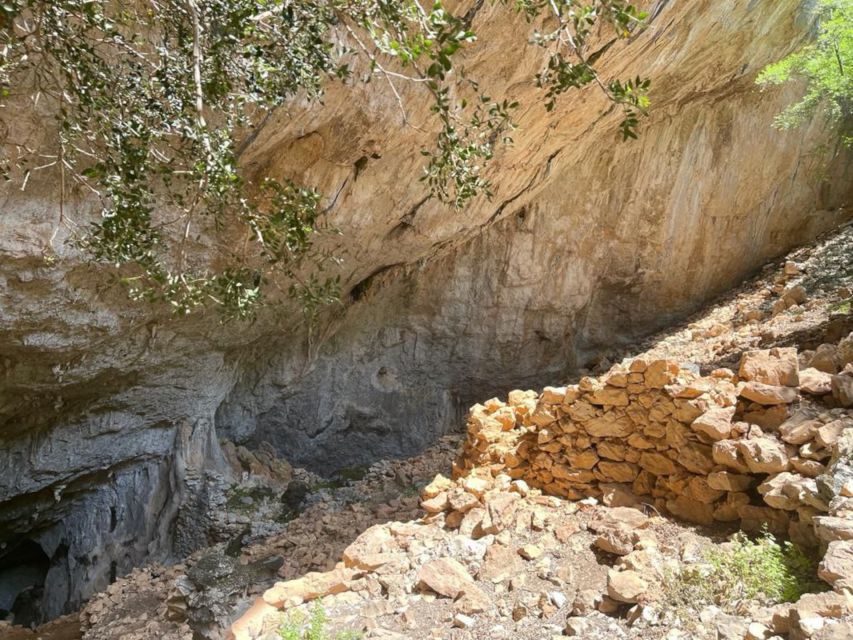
[0,0,851,622]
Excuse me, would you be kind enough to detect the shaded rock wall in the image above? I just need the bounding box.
[0,0,852,622]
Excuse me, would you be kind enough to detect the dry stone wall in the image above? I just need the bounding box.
[455,339,853,549]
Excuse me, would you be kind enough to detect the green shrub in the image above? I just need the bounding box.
[277,603,362,640]
[757,0,852,147]
[664,531,826,618]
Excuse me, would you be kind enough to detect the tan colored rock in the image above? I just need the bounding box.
[542,386,569,404]
[531,405,559,427]
[479,543,524,583]
[551,465,596,484]
[816,420,849,448]
[691,406,736,441]
[595,528,635,556]
[588,386,630,406]
[791,591,852,624]
[743,403,790,431]
[819,541,853,588]
[263,567,355,607]
[568,400,598,422]
[596,461,640,483]
[815,517,853,542]
[493,406,518,430]
[779,414,821,445]
[740,381,798,405]
[454,583,491,615]
[343,525,396,569]
[810,344,840,374]
[712,439,751,473]
[676,442,715,475]
[737,437,790,474]
[708,471,755,492]
[448,489,480,513]
[638,452,678,476]
[738,347,799,386]
[607,569,648,603]
[421,492,450,513]
[590,507,650,533]
[462,476,490,498]
[598,441,627,461]
[519,544,543,560]
[584,413,634,437]
[687,477,725,503]
[666,495,714,526]
[422,474,454,499]
[567,450,600,470]
[606,370,629,388]
[800,368,833,395]
[600,483,641,508]
[418,558,474,598]
[714,492,751,522]
[757,473,803,511]
[229,598,281,640]
[629,360,648,374]
[832,372,853,408]
[627,433,655,449]
[790,457,826,478]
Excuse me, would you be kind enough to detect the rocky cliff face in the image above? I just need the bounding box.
[0,0,851,624]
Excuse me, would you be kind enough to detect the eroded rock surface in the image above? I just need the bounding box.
[1,0,852,624]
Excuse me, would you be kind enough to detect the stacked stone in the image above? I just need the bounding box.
[456,339,853,546]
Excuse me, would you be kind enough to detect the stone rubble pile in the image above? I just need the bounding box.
[229,334,853,640]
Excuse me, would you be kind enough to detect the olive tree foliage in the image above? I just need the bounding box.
[757,0,851,148]
[0,0,650,320]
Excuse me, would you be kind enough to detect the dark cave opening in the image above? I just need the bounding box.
[0,538,51,628]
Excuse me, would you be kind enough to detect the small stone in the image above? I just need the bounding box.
[417,558,474,598]
[816,420,848,448]
[740,382,798,405]
[519,544,543,561]
[800,368,833,395]
[607,569,648,603]
[737,437,790,474]
[571,589,601,616]
[455,584,491,615]
[595,528,635,556]
[708,471,755,492]
[739,348,799,386]
[692,406,736,441]
[746,622,772,640]
[452,613,475,629]
[819,541,853,587]
[779,414,821,445]
[832,373,853,408]
[715,614,750,640]
[422,474,454,499]
[421,492,450,514]
[549,591,568,609]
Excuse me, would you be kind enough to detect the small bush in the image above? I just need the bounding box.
[664,531,826,618]
[277,603,362,640]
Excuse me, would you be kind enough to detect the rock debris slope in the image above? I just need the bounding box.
[0,0,852,625]
[4,217,853,640]
[226,233,853,640]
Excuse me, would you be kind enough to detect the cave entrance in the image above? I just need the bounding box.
[0,539,50,628]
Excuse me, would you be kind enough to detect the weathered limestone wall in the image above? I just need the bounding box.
[1,0,852,622]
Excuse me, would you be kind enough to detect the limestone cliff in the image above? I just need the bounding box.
[0,0,851,623]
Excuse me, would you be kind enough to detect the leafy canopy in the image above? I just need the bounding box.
[0,0,650,320]
[757,0,852,147]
